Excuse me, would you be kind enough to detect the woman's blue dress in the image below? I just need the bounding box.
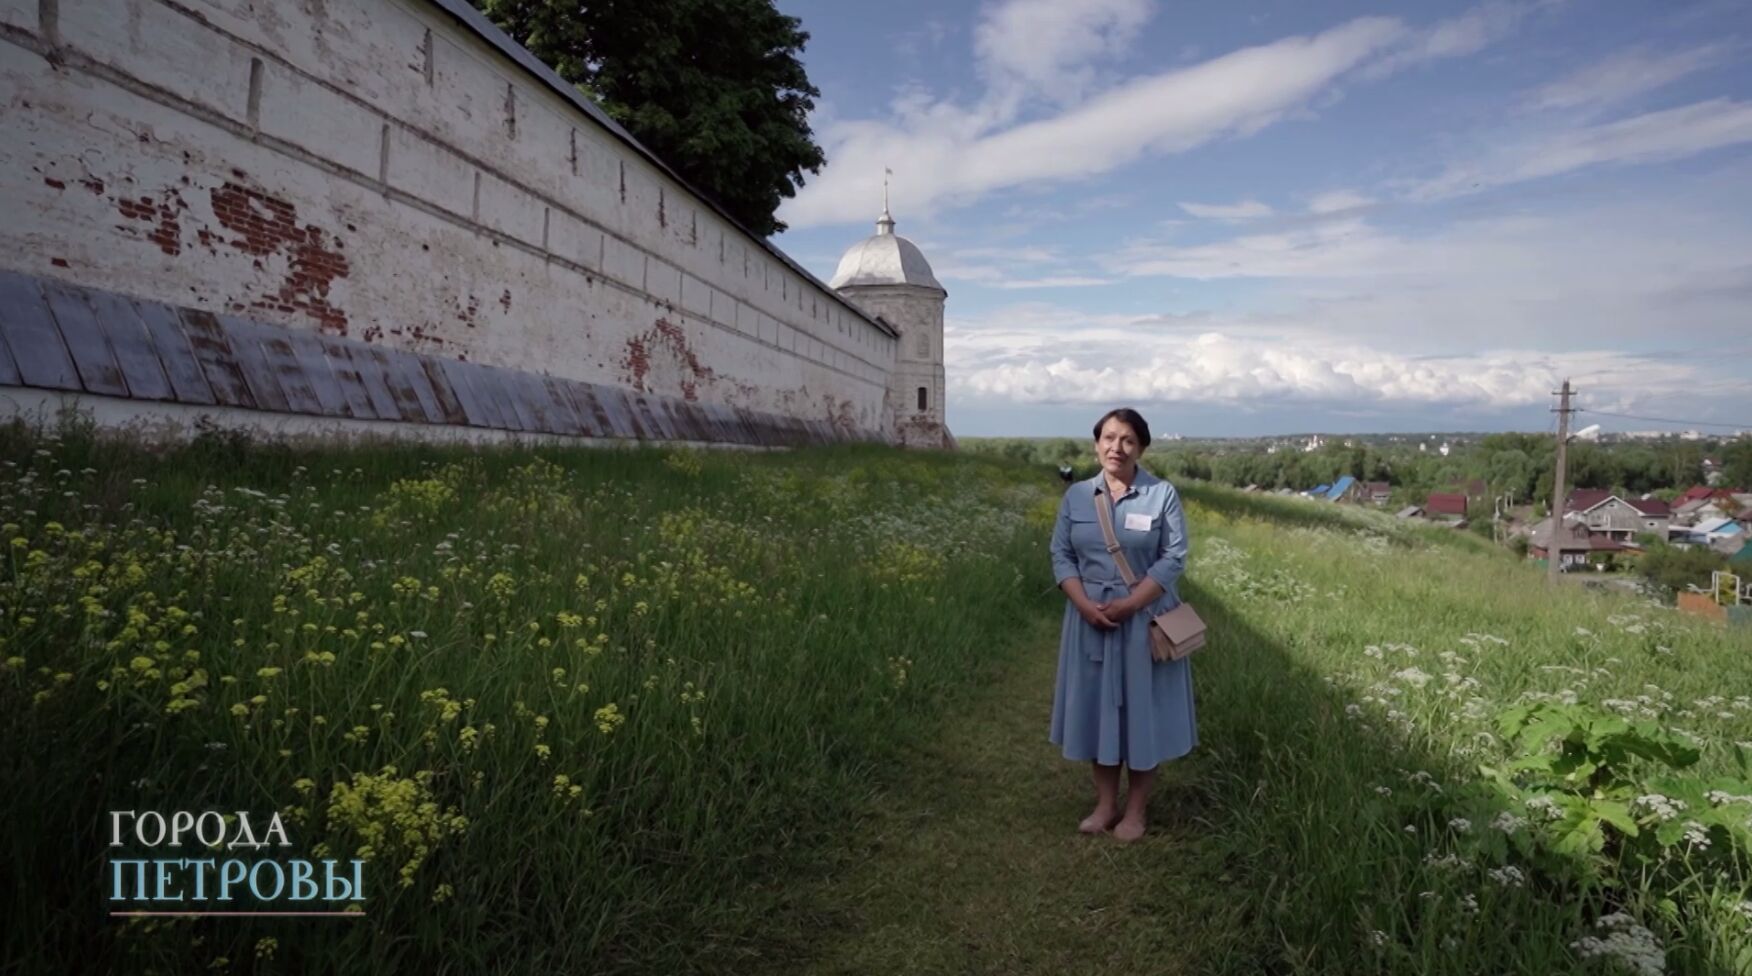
[1049,467,1197,770]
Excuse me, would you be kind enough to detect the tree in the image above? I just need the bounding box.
[473,0,826,237]
[1638,542,1729,599]
[1721,437,1752,490]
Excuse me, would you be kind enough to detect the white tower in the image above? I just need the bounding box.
[829,182,952,449]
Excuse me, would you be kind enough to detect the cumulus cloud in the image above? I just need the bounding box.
[944,307,1717,415]
[1529,43,1735,113]
[953,318,1592,409]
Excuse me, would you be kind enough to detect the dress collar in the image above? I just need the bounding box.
[1089,465,1156,498]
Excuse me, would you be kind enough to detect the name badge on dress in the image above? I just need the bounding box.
[1124,512,1152,531]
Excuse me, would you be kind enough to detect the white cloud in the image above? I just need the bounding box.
[973,0,1153,106]
[1529,43,1734,113]
[1408,98,1752,200]
[1098,188,1752,354]
[944,315,1695,411]
[1179,199,1275,220]
[1306,189,1375,213]
[932,261,1113,288]
[1360,0,1540,79]
[782,15,1409,228]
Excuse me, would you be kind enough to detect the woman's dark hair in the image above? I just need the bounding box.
[1092,408,1151,449]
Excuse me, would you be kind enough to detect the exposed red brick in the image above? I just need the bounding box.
[112,187,185,257]
[617,318,717,400]
[209,181,351,335]
[43,177,65,190]
[51,258,69,268]
[456,294,481,328]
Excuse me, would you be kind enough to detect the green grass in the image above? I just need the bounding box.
[7,420,1752,975]
[0,419,1062,974]
[1159,489,1752,974]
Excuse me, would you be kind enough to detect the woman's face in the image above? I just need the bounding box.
[1095,418,1143,475]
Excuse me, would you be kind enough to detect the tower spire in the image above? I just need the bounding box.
[878,167,895,235]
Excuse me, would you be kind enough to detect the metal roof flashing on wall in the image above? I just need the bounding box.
[0,270,881,448]
[420,0,897,341]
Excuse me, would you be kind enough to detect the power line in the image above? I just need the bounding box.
[1575,408,1752,431]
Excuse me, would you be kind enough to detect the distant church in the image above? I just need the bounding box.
[829,200,954,450]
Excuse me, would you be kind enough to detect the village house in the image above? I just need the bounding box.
[1527,518,1618,571]
[1673,487,1746,528]
[1323,475,1357,502]
[1564,489,1669,541]
[1528,518,1623,571]
[1425,492,1468,520]
[1348,480,1391,505]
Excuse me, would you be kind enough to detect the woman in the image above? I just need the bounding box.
[1048,408,1196,841]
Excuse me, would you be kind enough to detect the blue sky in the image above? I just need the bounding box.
[766,0,1752,439]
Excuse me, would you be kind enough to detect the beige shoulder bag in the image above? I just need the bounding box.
[1091,493,1206,661]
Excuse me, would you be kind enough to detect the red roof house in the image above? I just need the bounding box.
[1627,497,1671,517]
[1426,492,1468,517]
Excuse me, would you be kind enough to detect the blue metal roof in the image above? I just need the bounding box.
[1325,475,1356,501]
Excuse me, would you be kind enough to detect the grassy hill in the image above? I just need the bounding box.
[0,421,1057,973]
[4,421,1750,974]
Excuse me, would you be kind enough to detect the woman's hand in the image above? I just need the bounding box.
[1096,595,1140,623]
[1074,598,1118,630]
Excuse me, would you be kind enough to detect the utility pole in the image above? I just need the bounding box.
[1549,379,1574,585]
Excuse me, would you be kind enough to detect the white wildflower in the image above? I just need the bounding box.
[1387,665,1429,690]
[1571,913,1665,976]
[1630,794,1687,823]
[1680,821,1711,850]
[1491,811,1528,833]
[1488,865,1526,888]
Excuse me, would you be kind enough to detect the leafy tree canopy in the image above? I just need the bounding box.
[474,0,827,237]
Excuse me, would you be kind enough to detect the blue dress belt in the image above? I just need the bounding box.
[1081,576,1132,708]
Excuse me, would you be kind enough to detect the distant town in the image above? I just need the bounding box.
[964,429,1752,619]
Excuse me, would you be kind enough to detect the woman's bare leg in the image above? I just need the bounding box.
[1113,765,1156,842]
[1079,762,1123,833]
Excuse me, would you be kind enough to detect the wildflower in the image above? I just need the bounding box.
[594,703,625,735]
[256,667,282,679]
[1490,811,1527,833]
[1488,866,1526,888]
[1630,794,1687,823]
[1680,821,1711,850]
[1387,664,1434,688]
[1448,817,1472,833]
[1525,795,1564,821]
[1571,913,1665,976]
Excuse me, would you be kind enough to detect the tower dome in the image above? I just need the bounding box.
[828,207,943,291]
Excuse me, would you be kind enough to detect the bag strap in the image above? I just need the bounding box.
[1091,487,1141,588]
